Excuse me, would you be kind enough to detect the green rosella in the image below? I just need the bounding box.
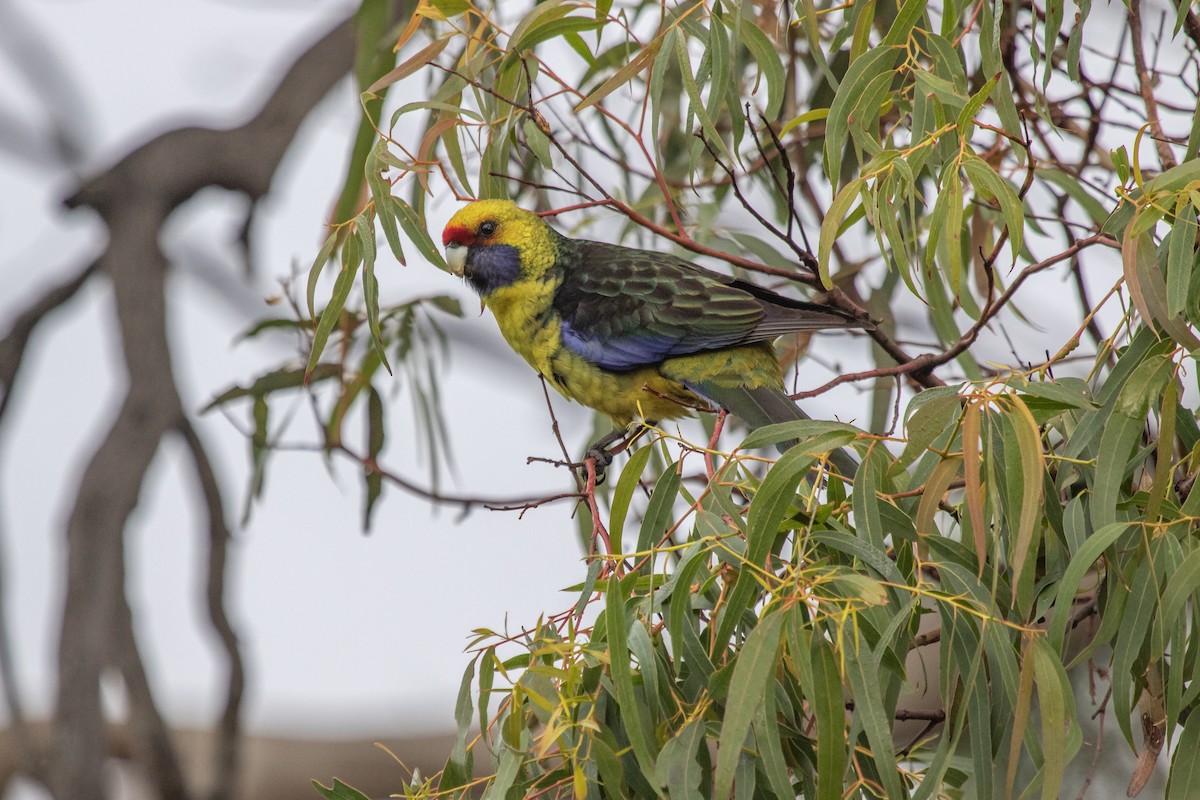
[441,200,872,476]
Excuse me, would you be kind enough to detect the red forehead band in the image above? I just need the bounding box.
[442,224,472,247]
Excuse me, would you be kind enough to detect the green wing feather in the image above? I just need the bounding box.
[552,238,865,370]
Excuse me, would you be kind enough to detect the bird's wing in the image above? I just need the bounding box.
[552,240,858,370]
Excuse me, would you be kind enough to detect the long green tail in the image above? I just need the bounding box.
[695,383,862,477]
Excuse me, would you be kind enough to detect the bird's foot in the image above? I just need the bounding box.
[579,424,645,487]
[581,446,614,487]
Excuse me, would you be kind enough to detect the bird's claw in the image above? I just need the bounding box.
[581,447,614,487]
[579,424,648,487]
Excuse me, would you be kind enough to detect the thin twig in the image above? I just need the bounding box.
[1128,0,1178,170]
[799,234,1118,398]
[336,442,578,513]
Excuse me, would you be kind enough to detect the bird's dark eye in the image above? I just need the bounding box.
[479,221,497,237]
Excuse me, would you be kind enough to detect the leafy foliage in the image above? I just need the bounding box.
[223,0,1200,794]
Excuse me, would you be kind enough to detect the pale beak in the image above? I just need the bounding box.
[445,242,466,276]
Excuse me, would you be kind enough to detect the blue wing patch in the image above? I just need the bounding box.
[560,320,680,369]
[559,320,748,370]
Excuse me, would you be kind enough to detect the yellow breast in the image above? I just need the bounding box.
[485,278,560,379]
[483,283,697,425]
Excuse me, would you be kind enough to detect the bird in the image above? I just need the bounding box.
[441,199,872,480]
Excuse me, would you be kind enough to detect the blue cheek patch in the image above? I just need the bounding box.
[466,245,521,295]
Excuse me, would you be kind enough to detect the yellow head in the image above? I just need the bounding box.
[442,200,560,295]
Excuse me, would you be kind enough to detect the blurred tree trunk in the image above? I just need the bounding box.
[0,7,406,798]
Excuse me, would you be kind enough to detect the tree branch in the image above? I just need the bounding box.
[1128,0,1178,171]
[48,13,362,797]
[177,417,244,800]
[0,260,100,420]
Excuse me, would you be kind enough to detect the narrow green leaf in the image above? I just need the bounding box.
[627,620,663,722]
[780,107,829,137]
[1168,196,1197,318]
[654,718,705,800]
[714,446,815,647]
[734,13,785,117]
[1004,395,1044,595]
[818,178,865,287]
[576,36,662,111]
[752,686,794,800]
[366,141,405,261]
[1042,0,1065,90]
[517,15,604,52]
[713,612,784,799]
[439,656,476,792]
[809,633,847,800]
[896,387,962,471]
[1089,407,1144,531]
[1032,637,1080,800]
[797,0,839,81]
[592,736,628,798]
[305,251,361,377]
[913,71,968,110]
[477,647,495,740]
[943,166,964,298]
[882,0,925,46]
[203,365,340,412]
[665,544,715,683]
[1007,638,1038,797]
[1185,100,1200,162]
[962,153,1024,265]
[636,461,682,556]
[365,36,451,96]
[1066,0,1091,79]
[1112,554,1162,747]
[845,642,904,798]
[1048,523,1129,656]
[824,47,900,187]
[356,212,391,373]
[393,198,448,270]
[924,32,968,92]
[605,574,659,783]
[306,230,340,320]
[481,746,522,800]
[1167,709,1200,798]
[1146,377,1179,521]
[523,118,553,169]
[1145,158,1200,194]
[851,444,888,552]
[507,0,584,52]
[811,530,905,587]
[608,444,654,557]
[1155,546,1200,657]
[312,779,372,800]
[914,455,962,537]
[955,72,999,139]
[330,0,396,228]
[674,30,731,162]
[362,386,385,531]
[738,420,857,452]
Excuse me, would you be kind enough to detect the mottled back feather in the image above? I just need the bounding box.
[551,237,865,371]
